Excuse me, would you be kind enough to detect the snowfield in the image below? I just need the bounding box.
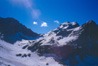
[0,40,64,66]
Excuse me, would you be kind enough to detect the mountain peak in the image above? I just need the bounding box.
[59,22,79,29]
[0,17,40,43]
[82,20,96,27]
[87,20,96,24]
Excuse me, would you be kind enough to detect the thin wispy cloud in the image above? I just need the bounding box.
[41,22,48,27]
[33,21,38,25]
[10,0,32,8]
[54,20,60,24]
[32,9,41,19]
[9,0,41,19]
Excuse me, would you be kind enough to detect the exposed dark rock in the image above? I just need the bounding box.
[16,54,22,56]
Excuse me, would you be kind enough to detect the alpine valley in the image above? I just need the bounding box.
[0,17,98,66]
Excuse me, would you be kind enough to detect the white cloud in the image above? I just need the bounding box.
[41,22,48,27]
[54,20,60,24]
[33,21,38,25]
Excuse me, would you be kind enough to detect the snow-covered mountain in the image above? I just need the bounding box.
[0,18,98,66]
[0,17,40,44]
[31,22,80,46]
[24,20,98,66]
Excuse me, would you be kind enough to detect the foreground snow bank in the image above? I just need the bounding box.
[0,40,64,66]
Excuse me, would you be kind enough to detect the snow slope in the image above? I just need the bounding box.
[0,39,64,66]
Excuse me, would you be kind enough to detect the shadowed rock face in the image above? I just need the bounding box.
[0,17,40,43]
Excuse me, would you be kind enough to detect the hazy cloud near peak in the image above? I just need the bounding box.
[54,20,60,24]
[9,0,41,19]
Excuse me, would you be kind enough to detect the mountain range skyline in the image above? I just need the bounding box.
[0,17,98,66]
[0,0,98,33]
[0,17,97,34]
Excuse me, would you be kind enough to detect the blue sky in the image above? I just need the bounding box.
[0,0,98,34]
